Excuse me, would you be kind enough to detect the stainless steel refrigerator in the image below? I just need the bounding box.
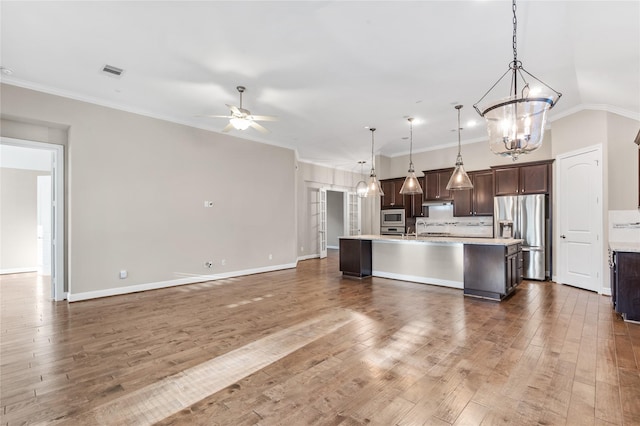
[494,194,548,280]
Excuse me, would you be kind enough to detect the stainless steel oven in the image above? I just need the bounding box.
[380,226,405,236]
[381,208,405,229]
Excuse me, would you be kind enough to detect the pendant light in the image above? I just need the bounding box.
[473,0,561,161]
[365,128,384,197]
[355,160,368,198]
[446,105,474,191]
[399,117,423,195]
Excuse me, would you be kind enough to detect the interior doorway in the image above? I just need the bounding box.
[326,190,345,249]
[0,138,65,301]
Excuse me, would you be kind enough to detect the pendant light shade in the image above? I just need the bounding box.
[365,127,384,197]
[399,117,423,195]
[474,0,561,161]
[446,105,474,191]
[355,160,368,198]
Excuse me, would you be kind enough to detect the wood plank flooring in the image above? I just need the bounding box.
[2,250,639,425]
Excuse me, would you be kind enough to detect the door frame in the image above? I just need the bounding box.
[318,188,327,259]
[554,144,603,293]
[1,137,65,301]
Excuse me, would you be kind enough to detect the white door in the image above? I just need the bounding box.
[346,192,361,236]
[318,188,327,259]
[556,145,602,292]
[37,175,52,275]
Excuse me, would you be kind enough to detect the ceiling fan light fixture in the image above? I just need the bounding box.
[400,117,423,195]
[473,0,561,161]
[446,105,474,191]
[230,116,251,130]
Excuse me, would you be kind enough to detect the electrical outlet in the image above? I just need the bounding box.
[221,259,226,266]
[301,246,304,252]
[268,254,273,260]
[204,261,213,268]
[119,270,128,279]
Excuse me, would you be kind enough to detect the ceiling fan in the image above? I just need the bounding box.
[205,86,277,134]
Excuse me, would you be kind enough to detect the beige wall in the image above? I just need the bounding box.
[0,168,49,271]
[1,83,296,297]
[607,112,639,210]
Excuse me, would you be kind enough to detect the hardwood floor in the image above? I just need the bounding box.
[1,250,639,425]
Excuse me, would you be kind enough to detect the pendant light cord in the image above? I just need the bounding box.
[512,0,518,64]
[456,105,463,157]
[408,118,415,172]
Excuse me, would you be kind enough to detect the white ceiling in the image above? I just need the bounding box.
[1,1,638,169]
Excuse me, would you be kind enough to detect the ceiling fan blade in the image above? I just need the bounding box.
[250,121,270,134]
[250,115,278,122]
[199,114,233,119]
[227,104,241,115]
[222,122,234,133]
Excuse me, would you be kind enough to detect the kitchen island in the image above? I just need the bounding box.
[339,235,523,300]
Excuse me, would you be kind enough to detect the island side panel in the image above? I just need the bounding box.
[372,240,464,288]
[339,238,372,277]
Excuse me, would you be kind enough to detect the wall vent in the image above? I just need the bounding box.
[102,64,124,77]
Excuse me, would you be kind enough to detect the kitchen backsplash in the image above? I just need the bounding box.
[609,209,640,243]
[414,205,493,238]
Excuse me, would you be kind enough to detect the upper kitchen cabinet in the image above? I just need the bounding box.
[423,168,454,201]
[453,170,494,217]
[381,178,405,208]
[492,160,553,196]
[406,191,426,218]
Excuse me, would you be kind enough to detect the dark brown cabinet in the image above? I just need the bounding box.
[453,170,494,217]
[406,192,426,218]
[492,160,553,196]
[381,178,405,208]
[464,243,522,300]
[339,238,372,278]
[382,177,425,218]
[611,250,640,321]
[423,168,454,201]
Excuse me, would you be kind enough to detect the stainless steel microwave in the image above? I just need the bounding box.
[381,208,406,227]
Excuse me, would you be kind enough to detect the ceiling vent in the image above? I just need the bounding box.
[102,64,124,77]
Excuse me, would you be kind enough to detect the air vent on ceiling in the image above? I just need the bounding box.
[102,64,124,77]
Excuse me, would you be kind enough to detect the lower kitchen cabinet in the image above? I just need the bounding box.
[339,238,372,278]
[464,243,522,300]
[611,251,640,321]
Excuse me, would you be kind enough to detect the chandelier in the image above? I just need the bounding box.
[473,0,561,161]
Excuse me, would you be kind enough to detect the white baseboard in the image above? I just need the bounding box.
[0,267,38,275]
[297,254,319,261]
[67,262,297,302]
[327,245,339,250]
[601,286,612,296]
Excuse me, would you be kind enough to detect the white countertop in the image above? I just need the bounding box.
[341,234,523,246]
[609,241,640,253]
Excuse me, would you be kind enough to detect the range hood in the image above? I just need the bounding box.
[422,200,453,207]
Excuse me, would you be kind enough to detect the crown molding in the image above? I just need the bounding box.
[549,103,640,123]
